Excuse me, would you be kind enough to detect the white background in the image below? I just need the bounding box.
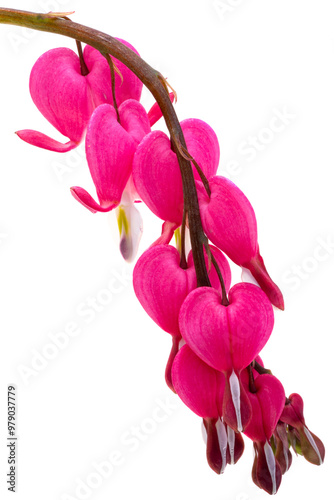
[0,1,333,499]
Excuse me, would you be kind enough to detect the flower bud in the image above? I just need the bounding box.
[280,393,325,466]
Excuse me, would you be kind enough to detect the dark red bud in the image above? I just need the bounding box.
[203,417,245,474]
[252,442,282,495]
[274,422,293,474]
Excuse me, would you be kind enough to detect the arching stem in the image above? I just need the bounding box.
[0,8,211,286]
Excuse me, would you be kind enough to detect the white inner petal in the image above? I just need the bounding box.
[227,425,235,465]
[216,417,227,474]
[283,444,289,472]
[117,202,143,263]
[229,370,243,432]
[264,441,277,495]
[303,426,323,465]
[241,267,260,286]
[201,420,207,445]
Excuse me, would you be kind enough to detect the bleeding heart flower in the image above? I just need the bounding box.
[242,373,285,495]
[179,283,274,375]
[172,345,244,474]
[196,175,284,310]
[71,100,150,213]
[243,374,285,443]
[280,393,325,466]
[16,40,143,152]
[132,118,220,225]
[179,283,274,431]
[133,243,231,391]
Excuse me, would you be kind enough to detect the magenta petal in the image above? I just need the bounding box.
[181,118,220,180]
[16,130,78,152]
[29,47,94,143]
[226,285,274,370]
[179,283,274,374]
[280,393,305,427]
[133,245,197,336]
[254,375,285,439]
[179,287,232,372]
[244,252,284,310]
[197,175,284,309]
[70,187,118,213]
[133,118,219,225]
[118,99,151,144]
[245,392,268,443]
[172,345,225,418]
[244,374,285,442]
[132,131,184,224]
[85,103,137,208]
[150,221,179,247]
[133,244,231,337]
[197,176,258,265]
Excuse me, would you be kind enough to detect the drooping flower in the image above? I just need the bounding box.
[133,243,231,390]
[280,393,325,466]
[71,100,150,212]
[172,345,244,474]
[241,371,286,495]
[179,283,274,431]
[273,421,293,475]
[16,40,143,152]
[132,118,220,226]
[196,175,284,310]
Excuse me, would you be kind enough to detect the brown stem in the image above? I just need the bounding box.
[247,365,257,394]
[209,251,229,306]
[0,8,211,287]
[176,141,211,197]
[103,52,120,123]
[252,360,272,376]
[179,208,187,270]
[75,40,89,76]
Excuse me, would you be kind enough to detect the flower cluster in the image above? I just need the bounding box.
[18,38,324,495]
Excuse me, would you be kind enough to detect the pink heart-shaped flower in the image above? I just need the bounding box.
[16,40,143,152]
[132,119,220,225]
[71,101,151,213]
[179,283,274,374]
[243,374,285,443]
[196,175,284,310]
